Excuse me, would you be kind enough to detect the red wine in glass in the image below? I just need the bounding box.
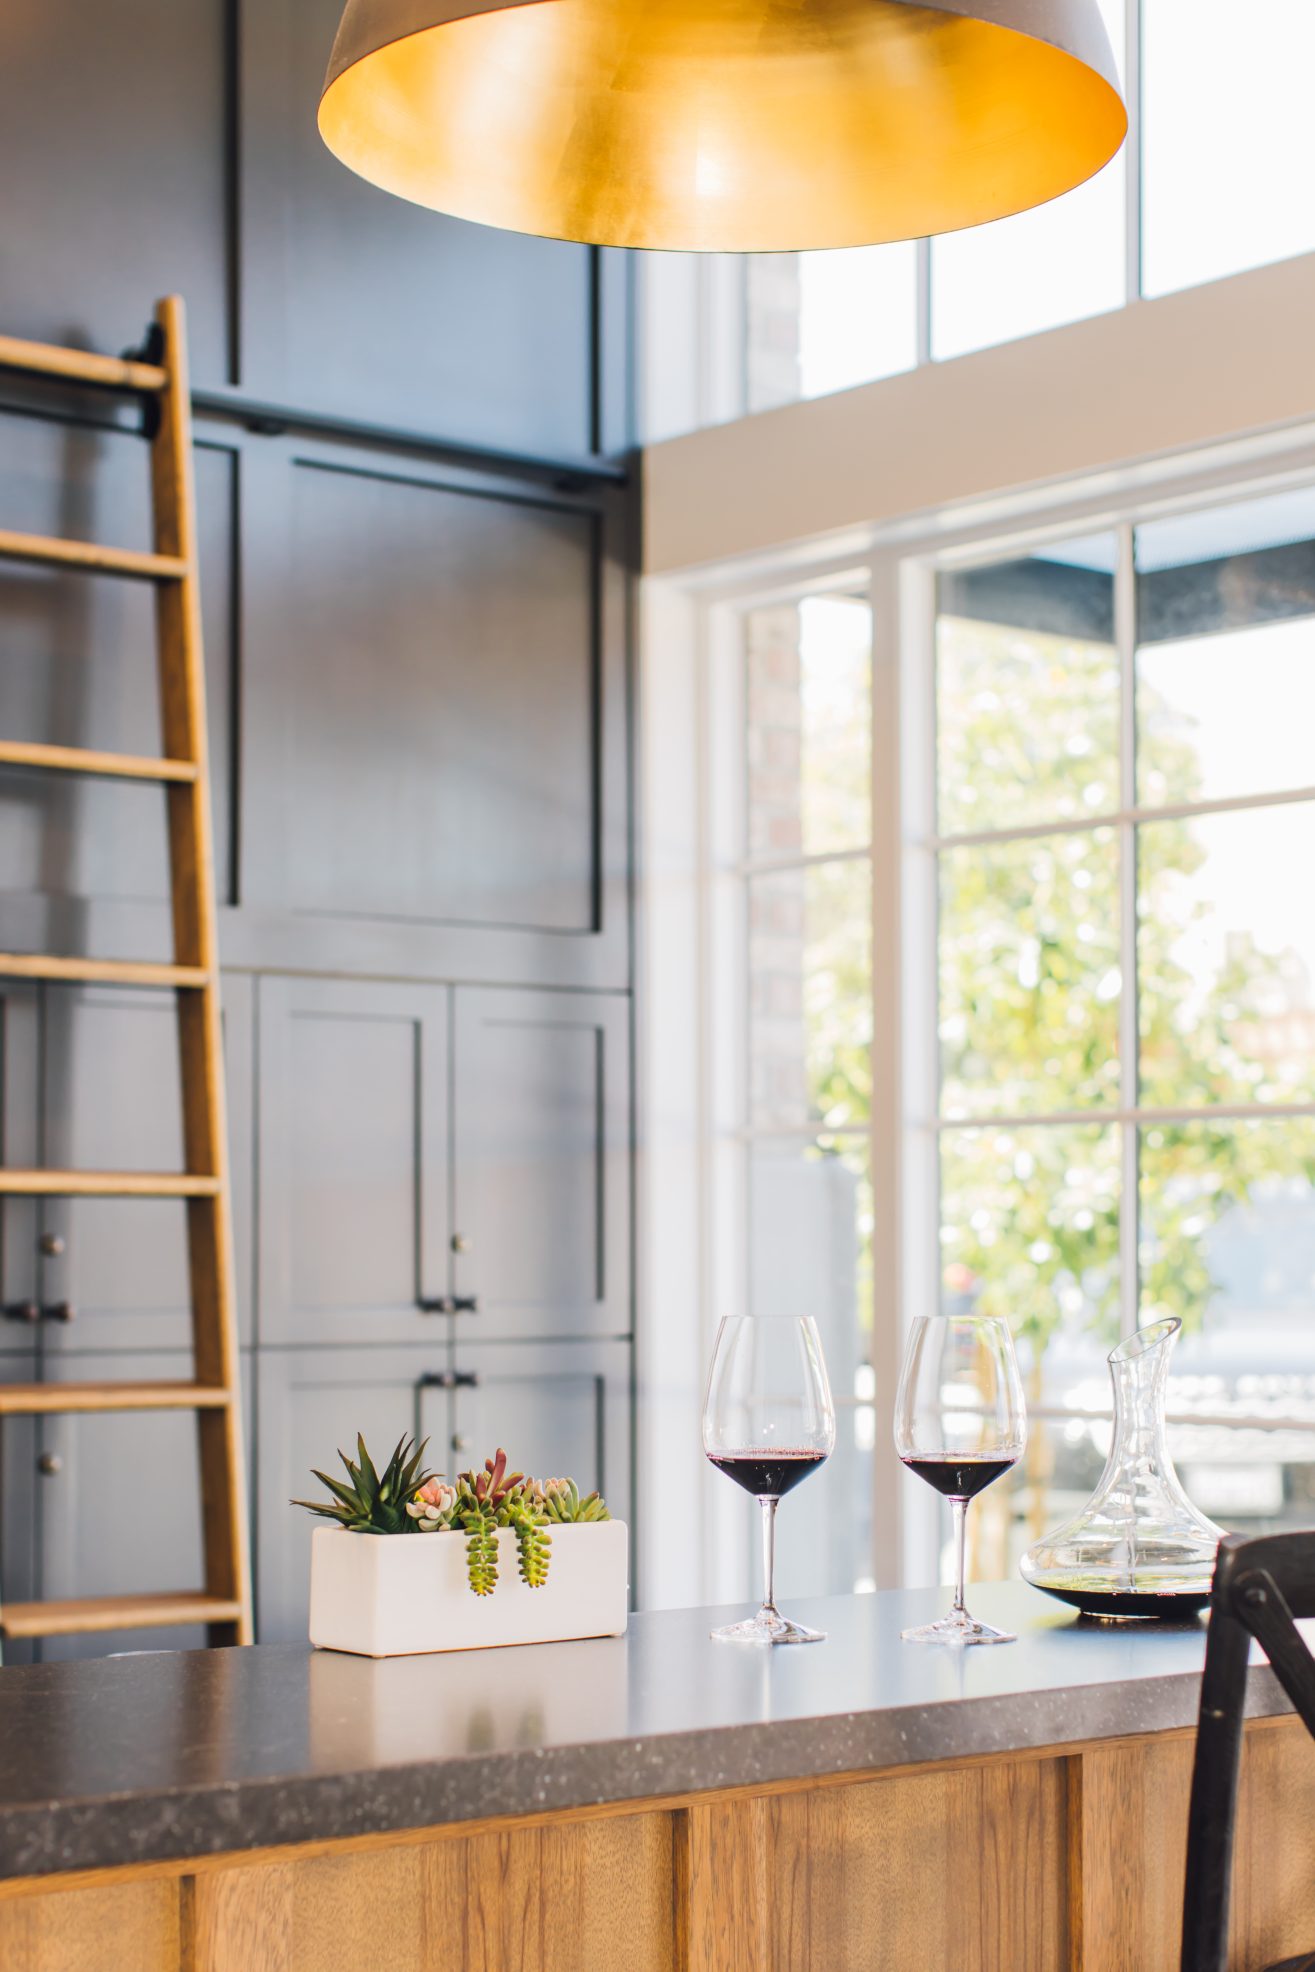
[708,1450,828,1498]
[702,1315,836,1644]
[899,1454,1018,1500]
[894,1315,1027,1646]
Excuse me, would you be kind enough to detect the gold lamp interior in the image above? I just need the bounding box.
[318,0,1127,253]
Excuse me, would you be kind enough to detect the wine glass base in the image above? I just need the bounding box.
[711,1611,826,1645]
[901,1613,1015,1647]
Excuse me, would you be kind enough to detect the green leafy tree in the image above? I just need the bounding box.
[931,614,1315,1353]
[787,608,1315,1359]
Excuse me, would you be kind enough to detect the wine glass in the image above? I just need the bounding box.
[703,1315,836,1644]
[894,1315,1026,1646]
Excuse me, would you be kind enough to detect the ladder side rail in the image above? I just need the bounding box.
[151,295,253,1647]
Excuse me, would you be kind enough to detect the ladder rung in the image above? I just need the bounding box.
[0,955,210,989]
[0,1169,220,1197]
[0,739,197,782]
[0,1382,232,1416]
[0,529,187,582]
[0,1592,243,1641]
[0,333,167,396]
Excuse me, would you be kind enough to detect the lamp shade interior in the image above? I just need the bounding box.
[319,0,1127,252]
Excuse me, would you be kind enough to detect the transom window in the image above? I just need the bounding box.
[738,0,1315,415]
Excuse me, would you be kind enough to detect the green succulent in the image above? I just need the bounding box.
[505,1498,553,1588]
[539,1476,610,1524]
[294,1433,434,1536]
[462,1506,501,1595]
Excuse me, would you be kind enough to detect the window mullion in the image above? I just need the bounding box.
[1116,520,1140,1338]
[915,237,932,366]
[1125,0,1143,306]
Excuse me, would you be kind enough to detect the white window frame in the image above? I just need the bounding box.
[637,417,1315,1609]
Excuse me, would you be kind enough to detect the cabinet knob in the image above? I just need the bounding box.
[451,1233,471,1255]
[3,1302,39,1325]
[37,1453,62,1477]
[43,1302,75,1323]
[452,1434,471,1454]
[38,1233,65,1258]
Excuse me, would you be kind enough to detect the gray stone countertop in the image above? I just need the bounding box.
[0,1583,1291,1882]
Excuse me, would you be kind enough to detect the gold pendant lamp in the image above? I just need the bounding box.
[319,0,1126,253]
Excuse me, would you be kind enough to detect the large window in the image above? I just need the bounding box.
[741,596,877,1593]
[933,488,1315,1577]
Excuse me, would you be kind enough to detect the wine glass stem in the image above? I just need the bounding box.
[951,1497,969,1618]
[759,1496,780,1618]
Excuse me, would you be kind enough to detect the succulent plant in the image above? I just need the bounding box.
[462,1507,501,1595]
[294,1433,435,1535]
[462,1448,525,1511]
[407,1477,458,1531]
[299,1438,609,1597]
[451,1448,525,1593]
[540,1476,611,1524]
[505,1497,553,1588]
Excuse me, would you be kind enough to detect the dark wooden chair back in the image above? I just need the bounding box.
[1182,1530,1315,1972]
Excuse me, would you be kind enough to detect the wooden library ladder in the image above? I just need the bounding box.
[0,297,252,1648]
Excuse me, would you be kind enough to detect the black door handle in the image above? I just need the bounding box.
[42,1302,75,1323]
[419,1370,480,1389]
[3,1302,39,1324]
[418,1295,479,1315]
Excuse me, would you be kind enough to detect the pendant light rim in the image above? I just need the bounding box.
[323,0,1122,96]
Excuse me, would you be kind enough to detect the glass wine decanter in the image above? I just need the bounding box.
[1021,1317,1226,1619]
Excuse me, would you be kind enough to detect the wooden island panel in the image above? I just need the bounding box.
[0,1715,1312,1972]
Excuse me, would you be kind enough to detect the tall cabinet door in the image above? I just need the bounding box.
[37,974,255,1354]
[450,1341,632,1531]
[31,1352,256,1663]
[258,978,451,1348]
[452,990,631,1342]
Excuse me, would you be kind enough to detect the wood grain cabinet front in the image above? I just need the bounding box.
[1,1719,1313,1971]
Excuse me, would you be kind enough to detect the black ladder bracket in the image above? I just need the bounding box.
[121,322,166,437]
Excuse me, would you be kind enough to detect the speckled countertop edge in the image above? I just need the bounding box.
[0,1653,1291,1883]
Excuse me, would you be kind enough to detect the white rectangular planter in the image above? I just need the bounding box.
[308,1520,629,1657]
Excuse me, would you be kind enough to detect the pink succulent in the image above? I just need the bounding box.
[406,1477,456,1525]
